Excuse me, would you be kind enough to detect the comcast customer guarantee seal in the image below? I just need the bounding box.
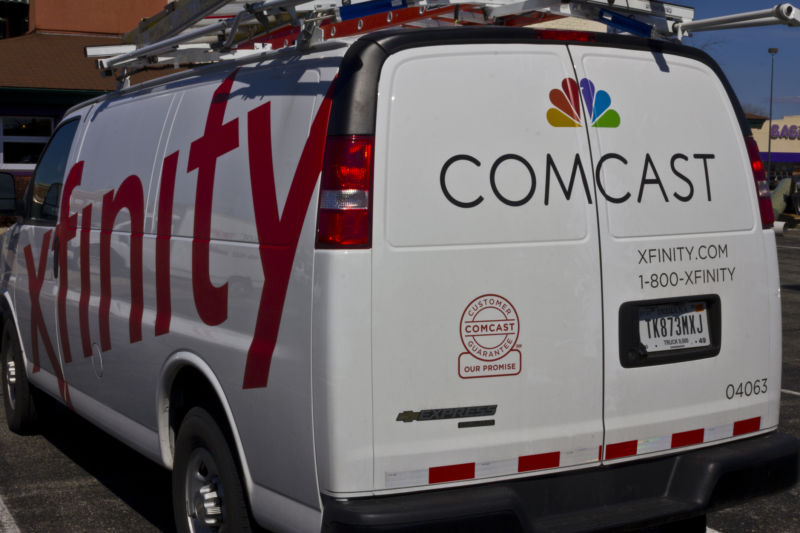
[459,294,522,378]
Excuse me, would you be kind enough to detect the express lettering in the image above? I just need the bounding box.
[440,152,715,207]
[25,70,333,393]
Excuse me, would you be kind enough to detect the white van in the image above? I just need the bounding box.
[0,25,797,533]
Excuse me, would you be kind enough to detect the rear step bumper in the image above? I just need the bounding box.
[322,432,798,532]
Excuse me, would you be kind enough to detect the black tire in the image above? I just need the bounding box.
[1,316,38,434]
[172,406,252,533]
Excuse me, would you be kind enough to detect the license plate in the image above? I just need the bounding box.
[638,302,710,352]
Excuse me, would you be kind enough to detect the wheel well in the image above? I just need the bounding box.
[168,366,233,457]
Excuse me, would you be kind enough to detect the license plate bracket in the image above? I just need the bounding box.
[619,295,721,368]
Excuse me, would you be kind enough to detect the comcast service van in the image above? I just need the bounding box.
[0,2,798,531]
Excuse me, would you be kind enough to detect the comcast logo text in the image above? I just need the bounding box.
[547,78,620,128]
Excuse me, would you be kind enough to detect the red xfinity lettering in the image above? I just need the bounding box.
[56,161,83,363]
[23,231,71,406]
[187,71,239,327]
[243,90,333,389]
[79,204,92,358]
[45,72,333,390]
[99,174,144,350]
[155,151,179,336]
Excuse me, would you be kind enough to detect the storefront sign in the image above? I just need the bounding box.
[771,124,800,140]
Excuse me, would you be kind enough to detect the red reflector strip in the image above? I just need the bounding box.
[671,428,705,449]
[605,440,638,460]
[518,451,560,473]
[428,462,476,484]
[389,418,767,489]
[733,417,761,436]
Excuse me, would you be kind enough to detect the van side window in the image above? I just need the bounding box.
[28,119,79,222]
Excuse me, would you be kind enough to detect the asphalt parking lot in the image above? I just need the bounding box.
[0,230,798,533]
[706,227,800,533]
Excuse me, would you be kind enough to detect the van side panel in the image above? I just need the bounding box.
[63,93,175,425]
[570,46,781,460]
[49,52,342,517]
[312,250,374,494]
[151,62,334,512]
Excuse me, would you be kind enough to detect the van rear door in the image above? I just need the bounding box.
[569,43,781,462]
[370,39,603,490]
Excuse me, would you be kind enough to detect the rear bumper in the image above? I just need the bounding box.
[322,432,798,532]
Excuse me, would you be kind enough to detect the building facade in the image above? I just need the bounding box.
[0,0,165,185]
[752,115,800,181]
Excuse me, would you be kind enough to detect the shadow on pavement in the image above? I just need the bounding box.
[37,396,175,532]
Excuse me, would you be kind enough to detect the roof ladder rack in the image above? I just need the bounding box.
[85,0,799,82]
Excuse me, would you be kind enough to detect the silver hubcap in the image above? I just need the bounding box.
[4,354,15,410]
[185,448,224,533]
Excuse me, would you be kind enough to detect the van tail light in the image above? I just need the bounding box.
[315,135,373,248]
[744,136,774,229]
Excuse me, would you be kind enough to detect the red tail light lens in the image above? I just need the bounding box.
[316,135,373,248]
[744,136,774,229]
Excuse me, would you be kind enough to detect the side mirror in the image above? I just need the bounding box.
[0,173,16,215]
[41,183,61,220]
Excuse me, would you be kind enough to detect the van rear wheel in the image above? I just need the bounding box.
[173,406,251,533]
[1,316,38,434]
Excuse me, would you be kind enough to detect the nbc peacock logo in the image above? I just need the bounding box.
[547,78,621,128]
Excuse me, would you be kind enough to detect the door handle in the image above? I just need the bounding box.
[53,234,59,278]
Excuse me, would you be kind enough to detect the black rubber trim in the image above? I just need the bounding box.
[321,432,798,532]
[328,27,751,138]
[619,294,721,368]
[328,38,389,136]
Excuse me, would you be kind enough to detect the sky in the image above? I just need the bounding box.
[682,1,800,119]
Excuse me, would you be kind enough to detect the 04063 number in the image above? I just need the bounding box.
[726,378,767,400]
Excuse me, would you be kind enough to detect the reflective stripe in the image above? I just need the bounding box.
[671,428,705,448]
[385,417,764,490]
[733,417,761,436]
[606,440,638,460]
[518,451,560,472]
[429,463,475,484]
[606,416,763,460]
[386,446,592,489]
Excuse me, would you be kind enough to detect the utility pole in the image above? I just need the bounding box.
[768,47,778,184]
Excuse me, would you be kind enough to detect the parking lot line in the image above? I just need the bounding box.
[776,246,800,250]
[782,389,800,397]
[0,494,20,533]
